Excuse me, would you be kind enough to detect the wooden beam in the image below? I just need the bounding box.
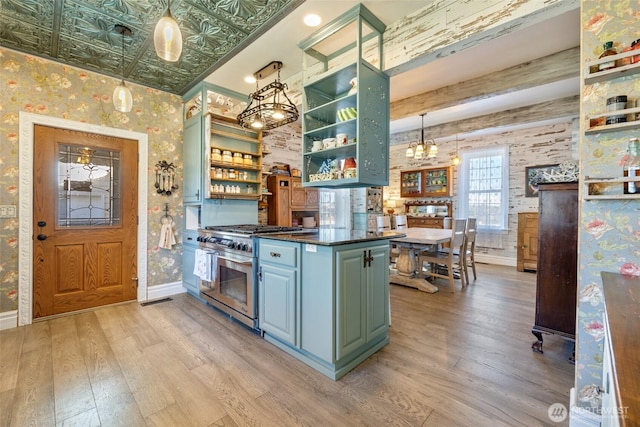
[391,95,579,142]
[390,47,579,121]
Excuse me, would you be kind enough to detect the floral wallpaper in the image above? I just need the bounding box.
[576,1,640,411]
[0,47,184,314]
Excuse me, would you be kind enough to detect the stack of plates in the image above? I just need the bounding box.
[302,217,316,228]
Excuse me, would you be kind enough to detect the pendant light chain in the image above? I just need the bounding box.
[113,24,133,112]
[120,29,125,84]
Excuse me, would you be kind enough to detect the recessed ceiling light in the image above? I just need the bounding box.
[304,14,322,27]
[244,75,256,84]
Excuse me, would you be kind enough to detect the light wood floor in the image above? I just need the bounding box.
[1,264,574,427]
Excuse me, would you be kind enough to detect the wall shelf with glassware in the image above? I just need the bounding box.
[401,167,451,198]
[206,113,262,199]
[584,50,640,85]
[585,108,640,134]
[584,51,640,133]
[584,176,640,200]
[299,5,389,189]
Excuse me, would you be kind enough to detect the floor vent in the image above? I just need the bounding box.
[141,297,172,306]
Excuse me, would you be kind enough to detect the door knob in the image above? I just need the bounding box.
[37,234,47,241]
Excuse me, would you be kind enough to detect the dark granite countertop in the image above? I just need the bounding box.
[256,228,406,246]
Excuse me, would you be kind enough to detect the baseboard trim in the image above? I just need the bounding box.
[475,254,516,267]
[146,281,186,302]
[569,388,601,426]
[0,310,18,330]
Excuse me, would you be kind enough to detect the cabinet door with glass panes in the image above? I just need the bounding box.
[423,167,451,197]
[401,167,451,198]
[400,170,424,198]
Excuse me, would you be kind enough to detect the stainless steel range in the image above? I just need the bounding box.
[196,224,304,330]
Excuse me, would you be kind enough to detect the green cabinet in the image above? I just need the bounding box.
[258,240,300,346]
[182,82,262,202]
[298,5,389,188]
[182,240,198,295]
[258,236,390,380]
[335,245,389,359]
[183,115,204,204]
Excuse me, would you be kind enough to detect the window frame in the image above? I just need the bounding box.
[456,145,509,232]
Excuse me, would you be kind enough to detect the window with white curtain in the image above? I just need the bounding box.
[318,188,351,229]
[457,145,509,232]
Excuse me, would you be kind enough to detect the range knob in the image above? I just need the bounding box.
[228,241,237,249]
[239,243,249,251]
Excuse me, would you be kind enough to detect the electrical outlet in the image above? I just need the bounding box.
[0,205,17,218]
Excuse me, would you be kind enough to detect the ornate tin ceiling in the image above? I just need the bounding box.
[0,0,304,95]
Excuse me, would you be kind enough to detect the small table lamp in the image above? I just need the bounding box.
[386,199,396,215]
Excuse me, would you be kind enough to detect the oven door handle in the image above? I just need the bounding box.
[216,254,253,266]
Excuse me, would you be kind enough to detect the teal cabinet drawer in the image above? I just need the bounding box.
[259,241,298,268]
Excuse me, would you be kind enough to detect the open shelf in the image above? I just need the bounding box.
[584,50,640,84]
[584,176,640,200]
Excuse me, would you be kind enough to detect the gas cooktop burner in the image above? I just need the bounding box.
[204,224,303,235]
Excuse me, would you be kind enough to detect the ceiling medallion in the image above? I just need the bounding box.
[237,61,299,130]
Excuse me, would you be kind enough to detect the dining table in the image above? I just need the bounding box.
[389,227,453,293]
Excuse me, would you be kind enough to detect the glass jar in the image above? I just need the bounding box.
[233,152,243,165]
[616,43,633,67]
[632,39,640,64]
[229,169,236,180]
[222,150,232,163]
[243,154,253,165]
[214,168,223,179]
[599,41,617,71]
[222,169,229,179]
[623,137,639,194]
[211,148,222,162]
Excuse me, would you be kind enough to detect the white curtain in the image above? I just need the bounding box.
[318,188,351,229]
[457,144,509,234]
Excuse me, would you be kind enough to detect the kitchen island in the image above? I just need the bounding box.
[256,229,403,380]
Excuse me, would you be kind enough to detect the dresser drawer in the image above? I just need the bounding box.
[259,240,299,268]
[407,217,444,228]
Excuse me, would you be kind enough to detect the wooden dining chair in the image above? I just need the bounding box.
[394,214,408,230]
[376,215,391,231]
[418,219,467,292]
[463,217,478,283]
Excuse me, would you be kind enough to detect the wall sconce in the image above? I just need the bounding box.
[154,0,183,62]
[113,25,133,113]
[237,61,299,130]
[405,113,437,160]
[155,160,178,195]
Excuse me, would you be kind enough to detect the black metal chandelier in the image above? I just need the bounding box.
[237,61,299,130]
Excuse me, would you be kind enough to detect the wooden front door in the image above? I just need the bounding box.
[33,125,138,318]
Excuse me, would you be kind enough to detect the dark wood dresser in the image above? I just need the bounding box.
[531,182,578,361]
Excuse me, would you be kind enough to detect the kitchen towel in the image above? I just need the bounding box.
[158,220,177,250]
[194,249,214,281]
